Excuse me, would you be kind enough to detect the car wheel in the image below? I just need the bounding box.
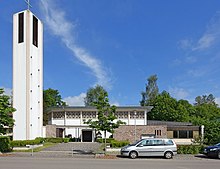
[218,151,220,159]
[164,151,173,159]
[129,151,138,159]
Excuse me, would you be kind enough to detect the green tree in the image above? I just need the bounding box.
[140,75,159,106]
[148,91,189,122]
[194,94,217,106]
[85,90,125,152]
[84,85,107,106]
[191,116,220,145]
[0,88,15,135]
[43,88,66,125]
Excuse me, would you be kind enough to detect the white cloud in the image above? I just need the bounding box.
[216,97,220,107]
[63,93,86,106]
[178,39,193,50]
[168,87,189,100]
[178,13,220,54]
[39,0,112,89]
[0,87,12,96]
[192,33,216,51]
[110,101,120,106]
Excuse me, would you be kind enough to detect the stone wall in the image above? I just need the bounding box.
[46,125,57,137]
[113,125,167,143]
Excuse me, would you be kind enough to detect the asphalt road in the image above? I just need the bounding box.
[0,157,219,169]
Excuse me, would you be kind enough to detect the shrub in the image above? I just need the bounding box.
[44,137,64,143]
[10,137,69,147]
[110,140,130,148]
[69,137,81,142]
[177,145,205,154]
[10,138,43,147]
[0,136,12,152]
[96,138,115,143]
[63,138,70,143]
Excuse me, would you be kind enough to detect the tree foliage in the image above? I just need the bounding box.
[194,94,217,106]
[84,89,125,151]
[140,74,159,106]
[148,91,189,122]
[0,88,15,135]
[84,85,107,106]
[43,88,66,125]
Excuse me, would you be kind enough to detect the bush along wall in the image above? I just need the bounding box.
[177,145,205,154]
[0,136,11,152]
[10,137,69,147]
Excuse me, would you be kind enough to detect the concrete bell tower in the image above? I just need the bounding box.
[13,3,43,140]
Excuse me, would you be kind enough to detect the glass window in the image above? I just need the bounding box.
[188,131,193,138]
[33,15,38,47]
[155,130,162,136]
[164,139,174,145]
[153,139,164,145]
[18,12,24,43]
[173,131,178,138]
[179,130,187,138]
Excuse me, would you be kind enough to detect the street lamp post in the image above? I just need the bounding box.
[134,111,137,142]
[63,106,66,137]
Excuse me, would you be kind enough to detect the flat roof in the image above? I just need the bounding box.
[47,106,153,113]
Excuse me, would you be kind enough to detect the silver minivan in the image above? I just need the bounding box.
[120,138,177,159]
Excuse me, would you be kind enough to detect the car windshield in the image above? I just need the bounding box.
[215,143,220,147]
[130,140,142,146]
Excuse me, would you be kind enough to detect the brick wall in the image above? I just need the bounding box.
[46,125,57,137]
[113,125,167,143]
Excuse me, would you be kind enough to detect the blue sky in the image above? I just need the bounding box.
[1,0,220,106]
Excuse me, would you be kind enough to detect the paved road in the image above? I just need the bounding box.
[0,156,219,169]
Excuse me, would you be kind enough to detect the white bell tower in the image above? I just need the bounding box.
[13,2,43,140]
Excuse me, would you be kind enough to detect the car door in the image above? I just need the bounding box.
[135,139,155,156]
[151,139,165,156]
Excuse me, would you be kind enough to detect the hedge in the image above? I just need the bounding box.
[96,138,129,148]
[0,136,11,152]
[10,138,44,147]
[96,138,115,143]
[177,145,205,154]
[10,137,69,147]
[110,140,130,148]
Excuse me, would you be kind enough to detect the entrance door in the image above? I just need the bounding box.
[82,130,92,142]
[56,128,64,138]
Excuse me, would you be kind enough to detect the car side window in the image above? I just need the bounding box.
[145,140,154,146]
[164,139,174,145]
[153,140,164,146]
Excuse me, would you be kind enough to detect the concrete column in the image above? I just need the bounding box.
[80,111,82,125]
[128,111,130,125]
[144,110,147,125]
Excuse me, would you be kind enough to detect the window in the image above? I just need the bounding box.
[179,130,187,138]
[173,130,194,138]
[153,139,164,145]
[33,15,38,47]
[164,139,174,145]
[155,130,162,136]
[173,131,178,138]
[18,12,24,43]
[189,131,193,138]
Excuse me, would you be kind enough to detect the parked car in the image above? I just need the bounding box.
[203,143,220,159]
[120,138,177,159]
